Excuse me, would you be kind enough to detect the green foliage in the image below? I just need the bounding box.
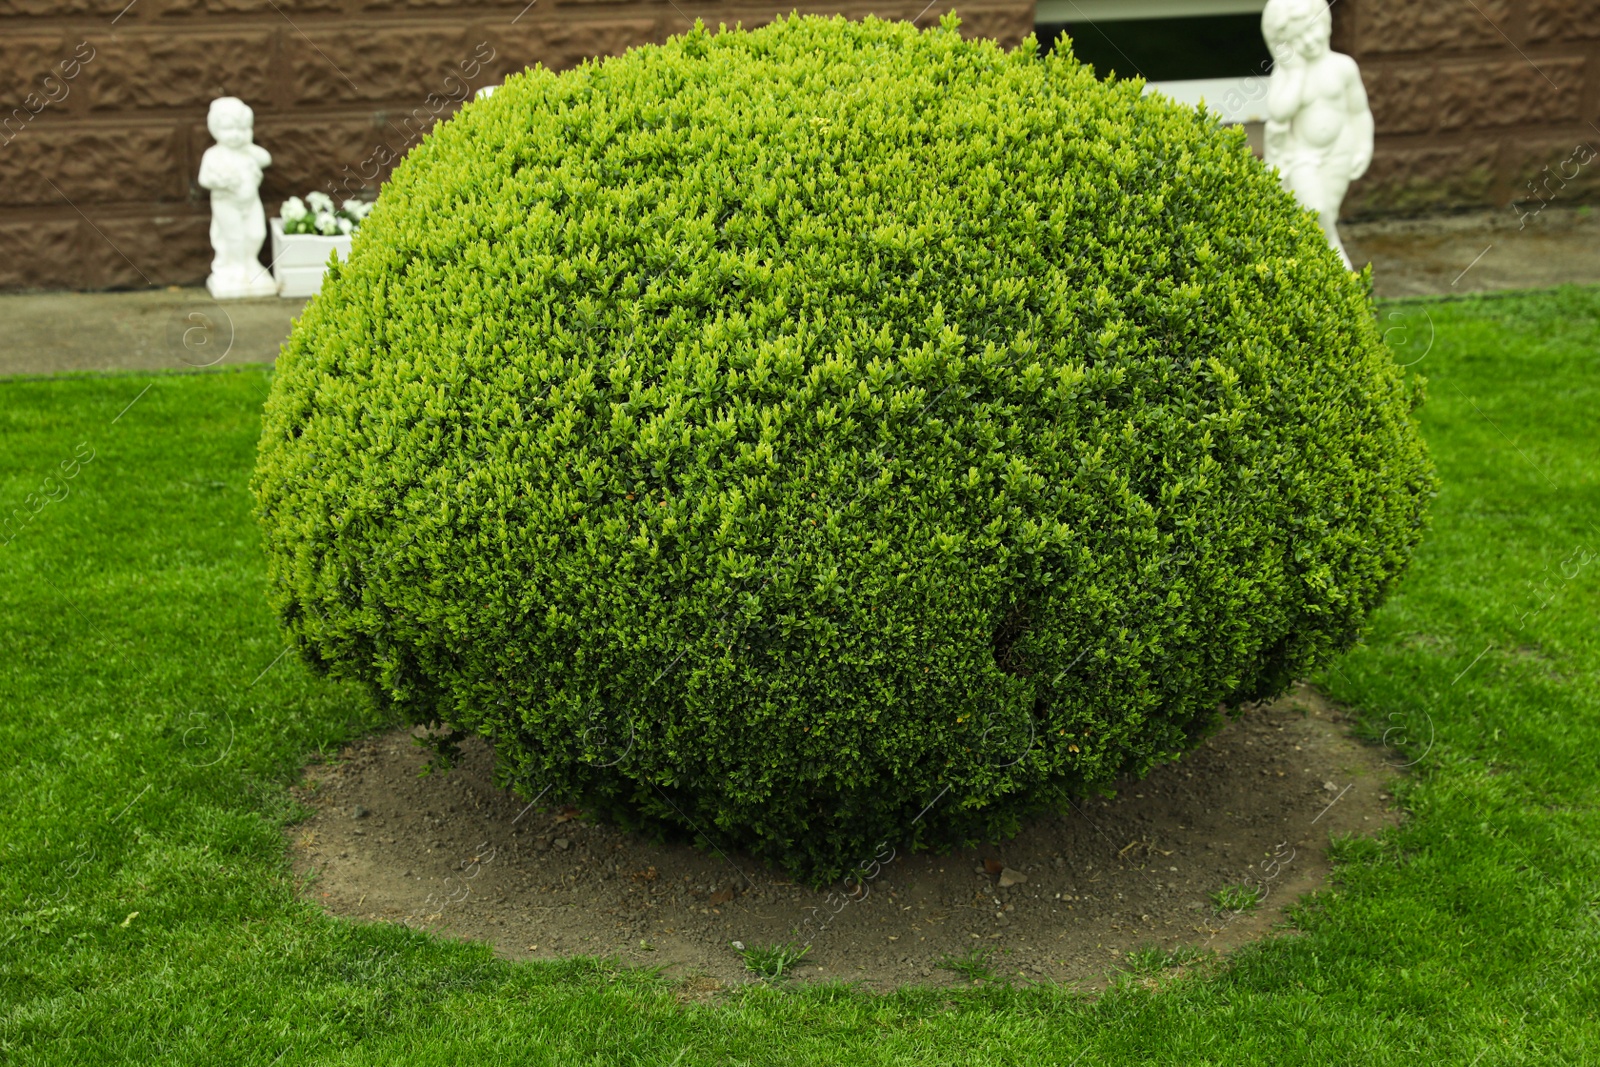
[1124,943,1214,976]
[253,15,1435,882]
[937,945,999,982]
[3,287,1596,1062]
[1211,883,1265,914]
[739,941,810,981]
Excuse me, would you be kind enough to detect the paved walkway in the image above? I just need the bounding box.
[1344,203,1600,298]
[1,288,306,378]
[3,207,1597,378]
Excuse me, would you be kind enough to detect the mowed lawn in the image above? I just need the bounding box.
[1,287,1596,1065]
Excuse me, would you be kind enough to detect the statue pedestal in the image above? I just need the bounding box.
[206,263,277,300]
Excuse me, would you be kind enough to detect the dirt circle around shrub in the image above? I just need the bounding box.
[287,683,1404,992]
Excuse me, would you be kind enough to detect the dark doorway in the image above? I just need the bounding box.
[1037,14,1272,81]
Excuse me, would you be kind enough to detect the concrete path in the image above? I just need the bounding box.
[2,206,1596,378]
[1344,204,1600,299]
[1,287,306,378]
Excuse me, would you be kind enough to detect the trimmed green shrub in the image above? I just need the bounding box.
[254,14,1434,883]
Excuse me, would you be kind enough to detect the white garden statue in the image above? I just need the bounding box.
[198,97,277,298]
[1262,0,1373,270]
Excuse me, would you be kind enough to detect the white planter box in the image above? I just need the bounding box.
[270,217,352,298]
[1144,77,1271,126]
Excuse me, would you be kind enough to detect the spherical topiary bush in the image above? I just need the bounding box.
[254,14,1435,882]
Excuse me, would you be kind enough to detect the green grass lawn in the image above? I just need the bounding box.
[2,286,1597,1065]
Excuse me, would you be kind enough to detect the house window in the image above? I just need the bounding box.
[1039,14,1270,82]
[1037,0,1273,130]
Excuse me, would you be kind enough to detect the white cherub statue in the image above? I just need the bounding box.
[1262,0,1373,269]
[198,97,277,298]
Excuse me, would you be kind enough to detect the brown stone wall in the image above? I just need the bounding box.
[1336,0,1600,217]
[10,0,1593,290]
[0,1,1034,290]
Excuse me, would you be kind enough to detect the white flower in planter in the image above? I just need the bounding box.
[272,189,375,297]
[281,190,372,237]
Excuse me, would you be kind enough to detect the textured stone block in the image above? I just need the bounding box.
[1354,0,1512,55]
[846,1,949,22]
[706,9,778,33]
[87,32,275,110]
[0,0,128,15]
[1329,0,1355,55]
[159,0,341,14]
[253,116,398,202]
[955,5,1035,47]
[365,0,525,8]
[284,26,473,105]
[0,37,68,112]
[0,217,81,291]
[483,17,672,78]
[0,124,183,207]
[350,109,451,175]
[1438,58,1583,131]
[1362,64,1439,136]
[1344,142,1499,215]
[87,212,212,288]
[1505,137,1600,214]
[1527,0,1600,41]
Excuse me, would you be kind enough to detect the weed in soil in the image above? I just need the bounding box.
[1211,884,1265,915]
[740,941,810,982]
[938,945,999,982]
[1125,943,1214,977]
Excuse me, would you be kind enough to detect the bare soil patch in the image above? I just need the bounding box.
[288,683,1402,992]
